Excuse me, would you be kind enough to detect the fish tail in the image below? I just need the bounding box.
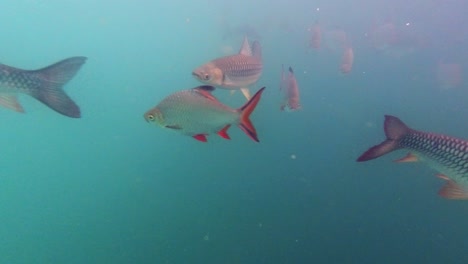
[238,87,265,142]
[357,115,411,162]
[29,56,87,118]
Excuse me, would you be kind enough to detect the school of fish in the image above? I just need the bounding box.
[2,18,464,202]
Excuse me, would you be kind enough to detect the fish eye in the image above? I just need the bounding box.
[147,114,155,121]
[204,74,210,80]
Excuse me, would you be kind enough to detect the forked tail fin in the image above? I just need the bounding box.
[237,87,265,142]
[357,115,411,162]
[29,56,87,118]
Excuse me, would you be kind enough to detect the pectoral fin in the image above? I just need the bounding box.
[165,125,182,130]
[240,87,251,100]
[394,152,419,163]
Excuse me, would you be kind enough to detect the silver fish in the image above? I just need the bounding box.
[357,115,468,199]
[144,85,266,142]
[192,37,262,100]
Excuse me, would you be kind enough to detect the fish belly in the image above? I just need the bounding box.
[401,133,468,187]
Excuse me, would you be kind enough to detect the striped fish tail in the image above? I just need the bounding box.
[30,57,87,118]
[357,115,411,162]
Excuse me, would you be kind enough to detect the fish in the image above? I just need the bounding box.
[357,115,468,199]
[340,46,354,74]
[308,21,321,50]
[144,85,266,143]
[192,37,263,100]
[0,56,86,118]
[280,65,301,111]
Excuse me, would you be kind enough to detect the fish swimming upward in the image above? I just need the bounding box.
[340,46,354,74]
[144,85,265,142]
[192,37,263,100]
[280,65,301,111]
[357,115,468,199]
[0,56,86,118]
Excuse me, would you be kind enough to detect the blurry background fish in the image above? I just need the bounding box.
[436,61,463,90]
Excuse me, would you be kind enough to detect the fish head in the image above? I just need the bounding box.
[144,107,165,126]
[192,62,223,86]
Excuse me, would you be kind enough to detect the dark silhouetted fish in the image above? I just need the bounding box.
[0,56,87,118]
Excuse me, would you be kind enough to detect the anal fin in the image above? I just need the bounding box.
[218,125,231,140]
[0,94,24,113]
[193,134,208,142]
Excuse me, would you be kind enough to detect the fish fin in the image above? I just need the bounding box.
[218,125,231,140]
[194,85,217,101]
[356,115,411,162]
[29,56,86,118]
[165,125,182,130]
[394,152,418,163]
[222,75,236,86]
[239,36,252,56]
[240,88,251,100]
[193,134,208,142]
[0,94,24,113]
[436,174,450,181]
[251,41,262,60]
[237,87,265,142]
[438,175,468,199]
[289,66,294,74]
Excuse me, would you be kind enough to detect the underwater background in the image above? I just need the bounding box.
[1,0,468,263]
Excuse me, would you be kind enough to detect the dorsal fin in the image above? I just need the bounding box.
[251,41,261,59]
[239,36,252,56]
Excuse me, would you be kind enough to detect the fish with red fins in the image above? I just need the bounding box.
[280,65,301,111]
[357,115,468,199]
[144,85,265,142]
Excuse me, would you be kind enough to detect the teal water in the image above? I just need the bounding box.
[1,0,468,263]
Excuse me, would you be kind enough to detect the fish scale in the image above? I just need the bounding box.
[400,133,468,177]
[0,69,38,91]
[0,57,87,117]
[357,115,468,199]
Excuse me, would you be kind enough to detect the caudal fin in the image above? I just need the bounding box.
[356,115,411,162]
[237,87,265,142]
[29,57,87,118]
